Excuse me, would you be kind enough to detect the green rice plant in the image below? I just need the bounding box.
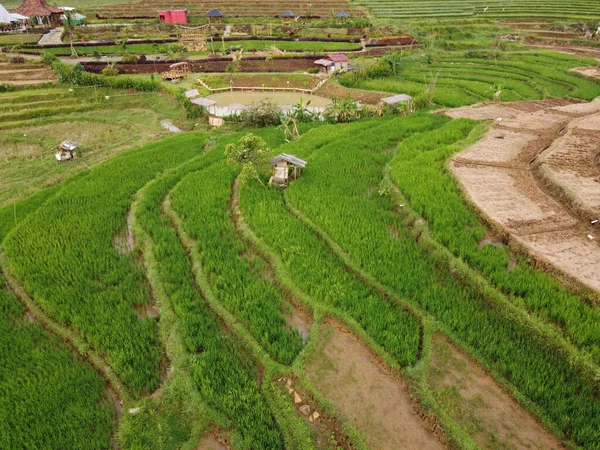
[0,276,114,450]
[245,115,600,448]
[3,133,209,395]
[170,162,304,365]
[134,144,284,449]
[389,119,600,363]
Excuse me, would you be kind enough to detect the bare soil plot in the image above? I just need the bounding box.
[0,62,57,85]
[449,99,600,293]
[305,320,446,450]
[428,334,565,450]
[196,433,228,450]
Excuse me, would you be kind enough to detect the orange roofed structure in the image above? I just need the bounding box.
[12,0,62,25]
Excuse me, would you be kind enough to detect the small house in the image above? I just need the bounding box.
[205,8,224,24]
[270,153,307,185]
[158,9,187,24]
[314,54,350,74]
[335,10,352,22]
[1,3,26,27]
[12,0,62,26]
[162,62,190,81]
[279,10,296,24]
[55,140,78,161]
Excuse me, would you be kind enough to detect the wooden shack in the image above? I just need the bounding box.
[270,153,307,185]
[205,8,224,24]
[54,140,78,161]
[162,62,190,81]
[314,54,350,74]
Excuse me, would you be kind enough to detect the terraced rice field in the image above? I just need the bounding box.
[0,59,56,86]
[341,50,600,108]
[89,0,363,19]
[0,85,194,207]
[358,0,600,20]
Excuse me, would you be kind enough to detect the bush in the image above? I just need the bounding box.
[307,67,319,74]
[52,61,159,91]
[238,99,282,127]
[41,52,58,65]
[121,53,139,64]
[101,65,119,76]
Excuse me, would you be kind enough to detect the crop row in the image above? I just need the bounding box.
[169,131,304,366]
[389,120,600,363]
[247,116,600,448]
[133,140,284,448]
[2,133,208,395]
[0,275,114,449]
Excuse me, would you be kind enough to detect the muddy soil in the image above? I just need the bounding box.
[448,99,600,292]
[429,334,564,450]
[196,433,228,450]
[306,320,446,450]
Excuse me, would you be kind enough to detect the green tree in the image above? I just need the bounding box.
[225,133,272,185]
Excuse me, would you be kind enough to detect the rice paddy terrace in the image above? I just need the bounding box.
[357,0,600,20]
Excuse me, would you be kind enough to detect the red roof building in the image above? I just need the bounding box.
[314,54,350,74]
[158,9,187,24]
[12,0,62,25]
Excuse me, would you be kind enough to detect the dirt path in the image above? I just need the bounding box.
[429,333,565,450]
[447,99,600,293]
[306,320,447,450]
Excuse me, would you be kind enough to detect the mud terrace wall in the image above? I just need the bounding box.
[446,98,600,293]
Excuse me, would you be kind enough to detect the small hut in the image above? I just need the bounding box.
[314,54,349,74]
[335,10,352,22]
[270,153,307,185]
[12,0,62,26]
[158,9,187,24]
[162,62,190,81]
[191,97,217,115]
[205,8,224,24]
[55,140,78,161]
[279,10,296,24]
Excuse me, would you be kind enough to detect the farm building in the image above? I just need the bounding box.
[270,153,307,185]
[205,8,224,24]
[191,97,217,115]
[55,140,78,161]
[314,54,350,74]
[12,0,62,26]
[158,9,187,24]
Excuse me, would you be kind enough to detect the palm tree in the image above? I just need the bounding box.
[62,11,78,59]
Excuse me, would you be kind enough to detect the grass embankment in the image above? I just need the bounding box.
[342,49,600,107]
[240,116,599,449]
[0,84,196,208]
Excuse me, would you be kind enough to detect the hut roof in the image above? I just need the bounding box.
[58,140,78,151]
[279,10,296,17]
[314,58,333,67]
[191,97,217,107]
[184,88,200,98]
[381,94,412,105]
[327,53,349,62]
[271,153,307,168]
[205,8,224,17]
[335,10,352,17]
[13,0,62,17]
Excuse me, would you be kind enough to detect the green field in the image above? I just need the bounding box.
[341,49,600,107]
[2,7,600,449]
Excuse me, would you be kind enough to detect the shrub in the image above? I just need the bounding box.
[120,53,139,64]
[238,99,282,127]
[101,64,119,76]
